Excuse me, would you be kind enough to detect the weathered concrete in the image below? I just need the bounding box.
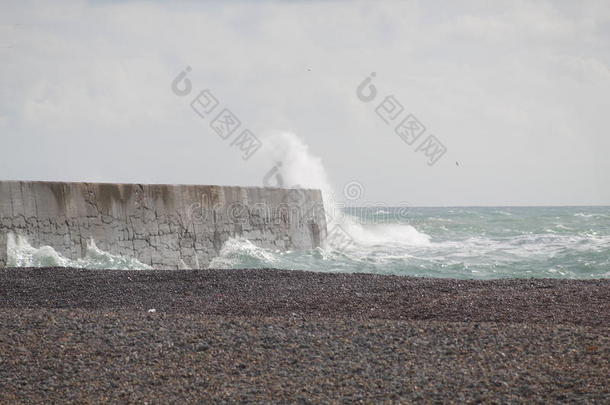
[0,181,327,269]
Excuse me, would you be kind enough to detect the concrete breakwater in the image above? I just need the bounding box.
[0,181,327,269]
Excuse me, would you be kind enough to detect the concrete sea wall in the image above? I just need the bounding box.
[0,181,327,269]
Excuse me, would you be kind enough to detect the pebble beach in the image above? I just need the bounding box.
[1,268,609,403]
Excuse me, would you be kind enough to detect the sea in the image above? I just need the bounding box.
[5,133,610,280]
[7,205,610,280]
[208,206,610,280]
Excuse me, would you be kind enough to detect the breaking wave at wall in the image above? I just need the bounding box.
[6,232,152,270]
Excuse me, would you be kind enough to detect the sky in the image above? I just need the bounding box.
[1,0,609,206]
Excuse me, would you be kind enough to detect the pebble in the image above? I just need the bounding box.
[0,267,608,403]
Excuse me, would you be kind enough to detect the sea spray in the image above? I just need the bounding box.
[260,131,432,249]
[208,238,280,269]
[262,131,336,219]
[6,232,152,270]
[7,233,70,268]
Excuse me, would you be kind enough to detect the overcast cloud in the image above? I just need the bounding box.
[1,0,609,206]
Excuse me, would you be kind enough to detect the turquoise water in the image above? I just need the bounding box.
[211,206,610,280]
[7,206,609,279]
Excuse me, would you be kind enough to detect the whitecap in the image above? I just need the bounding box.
[6,232,152,270]
[207,238,278,269]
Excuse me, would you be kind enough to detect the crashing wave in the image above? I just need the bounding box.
[6,232,152,270]
[207,237,279,269]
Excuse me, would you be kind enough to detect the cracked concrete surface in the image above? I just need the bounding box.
[0,181,327,269]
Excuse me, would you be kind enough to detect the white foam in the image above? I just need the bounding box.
[341,219,431,247]
[574,212,609,219]
[207,237,278,269]
[7,233,70,267]
[6,232,152,270]
[262,131,432,251]
[575,213,593,218]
